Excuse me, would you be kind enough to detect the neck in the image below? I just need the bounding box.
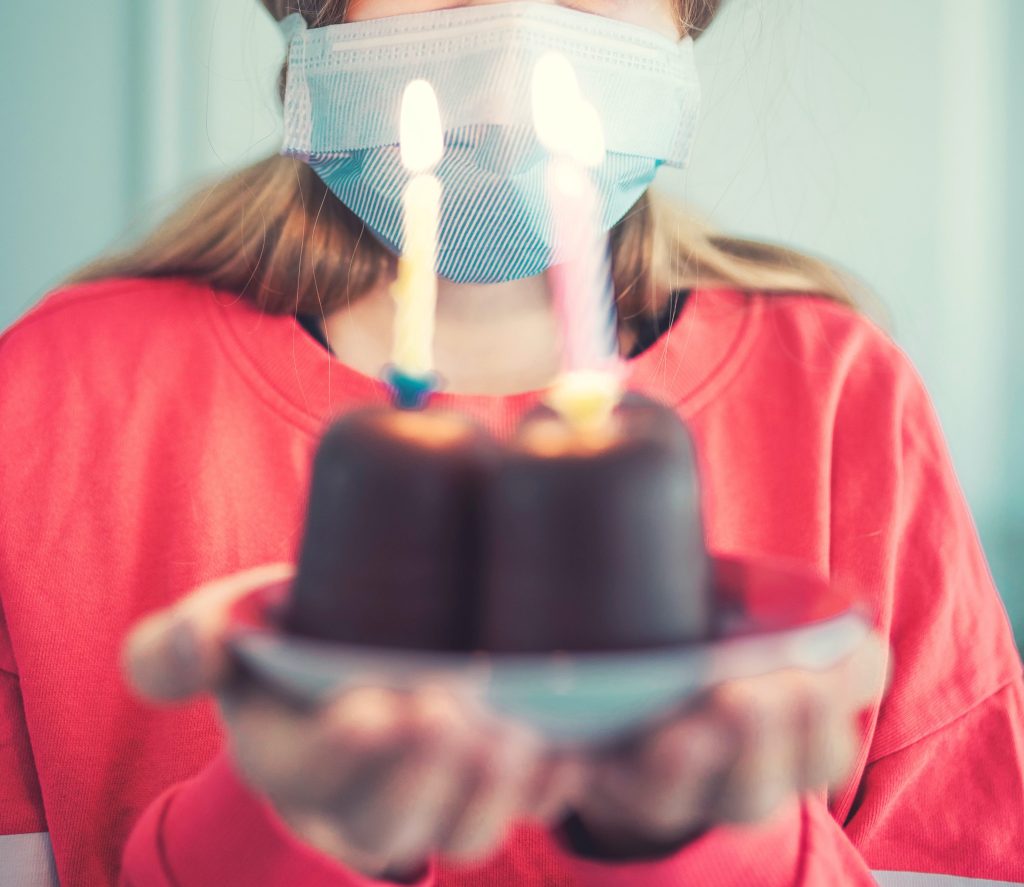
[324,273,573,396]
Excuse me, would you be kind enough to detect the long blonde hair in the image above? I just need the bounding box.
[66,0,873,331]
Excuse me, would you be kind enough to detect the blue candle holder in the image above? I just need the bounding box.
[382,365,442,410]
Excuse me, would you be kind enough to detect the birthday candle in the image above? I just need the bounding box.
[532,53,624,430]
[546,157,618,375]
[391,80,444,384]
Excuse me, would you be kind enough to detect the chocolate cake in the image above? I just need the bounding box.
[282,407,494,651]
[478,394,713,653]
[284,395,713,654]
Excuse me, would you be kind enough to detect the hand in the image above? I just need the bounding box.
[567,631,890,859]
[122,564,585,880]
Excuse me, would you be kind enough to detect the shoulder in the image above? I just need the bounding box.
[754,290,904,371]
[1,275,216,357]
[0,275,223,379]
[723,289,944,473]
[748,290,924,413]
[0,276,226,424]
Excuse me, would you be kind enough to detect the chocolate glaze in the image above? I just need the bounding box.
[479,394,713,653]
[283,407,494,651]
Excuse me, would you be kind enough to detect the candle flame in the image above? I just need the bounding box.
[572,100,606,168]
[531,52,606,168]
[551,157,589,201]
[532,53,579,155]
[400,80,444,173]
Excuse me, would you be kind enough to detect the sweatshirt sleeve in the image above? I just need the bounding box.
[845,677,1024,883]
[119,749,439,887]
[548,795,879,886]
[0,602,58,886]
[830,336,1024,883]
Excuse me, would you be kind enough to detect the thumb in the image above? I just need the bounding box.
[122,562,295,702]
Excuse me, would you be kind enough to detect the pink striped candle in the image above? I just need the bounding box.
[532,53,624,428]
[546,156,620,376]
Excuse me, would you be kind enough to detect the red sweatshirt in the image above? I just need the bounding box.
[0,277,1021,887]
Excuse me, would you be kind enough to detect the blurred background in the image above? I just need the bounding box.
[1,0,1020,636]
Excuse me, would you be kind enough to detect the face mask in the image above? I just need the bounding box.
[279,2,701,284]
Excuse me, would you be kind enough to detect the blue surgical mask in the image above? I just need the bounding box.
[279,2,701,284]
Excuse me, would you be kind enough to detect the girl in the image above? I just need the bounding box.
[1,1,1021,885]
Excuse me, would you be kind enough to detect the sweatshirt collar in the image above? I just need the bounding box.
[206,283,761,440]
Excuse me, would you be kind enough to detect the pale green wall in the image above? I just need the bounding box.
[1005,0,1024,628]
[0,4,136,322]
[1008,3,1024,509]
[1,1,1021,632]
[661,0,1022,629]
[0,0,284,321]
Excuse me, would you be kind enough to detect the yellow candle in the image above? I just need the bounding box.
[393,174,441,377]
[391,80,444,381]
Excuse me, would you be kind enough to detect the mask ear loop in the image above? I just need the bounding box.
[279,12,315,160]
[278,11,309,44]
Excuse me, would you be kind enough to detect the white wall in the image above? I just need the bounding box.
[2,0,1020,623]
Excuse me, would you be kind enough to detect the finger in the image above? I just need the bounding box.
[793,656,879,793]
[710,678,794,824]
[276,807,395,878]
[822,707,859,790]
[841,632,890,707]
[334,686,474,864]
[123,562,295,701]
[642,712,730,835]
[234,685,407,810]
[523,752,587,825]
[587,712,727,840]
[799,631,888,792]
[436,719,544,862]
[790,673,835,791]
